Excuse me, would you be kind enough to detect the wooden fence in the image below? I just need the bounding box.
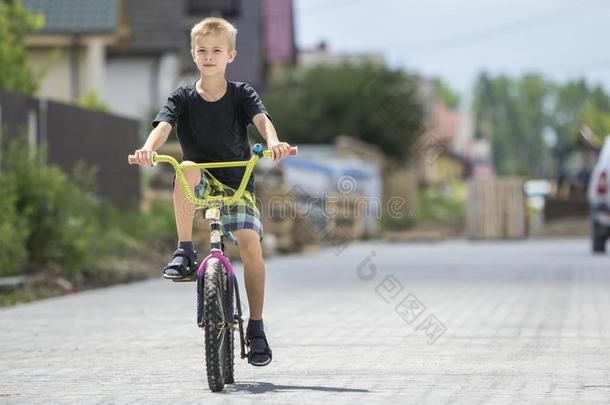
[467,178,528,239]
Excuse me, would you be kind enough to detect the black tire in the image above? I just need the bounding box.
[197,273,204,327]
[224,274,236,385]
[593,236,606,253]
[203,258,230,392]
[592,222,607,253]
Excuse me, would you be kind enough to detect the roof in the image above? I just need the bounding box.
[121,0,183,53]
[23,0,118,34]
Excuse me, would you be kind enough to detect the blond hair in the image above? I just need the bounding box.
[190,17,237,51]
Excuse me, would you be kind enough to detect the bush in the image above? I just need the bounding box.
[0,170,28,276]
[0,137,175,279]
[417,187,465,226]
[381,182,466,231]
[2,138,103,271]
[94,199,176,257]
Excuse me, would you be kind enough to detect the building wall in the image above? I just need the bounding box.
[28,37,108,104]
[29,48,73,103]
[263,0,295,65]
[105,57,155,119]
[104,53,180,119]
[229,0,264,89]
[298,50,384,67]
[158,53,182,107]
[82,37,106,98]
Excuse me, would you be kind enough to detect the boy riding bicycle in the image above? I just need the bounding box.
[130,17,292,367]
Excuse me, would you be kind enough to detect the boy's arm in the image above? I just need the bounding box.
[132,121,172,166]
[252,113,292,161]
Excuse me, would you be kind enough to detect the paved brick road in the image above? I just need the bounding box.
[1,239,609,404]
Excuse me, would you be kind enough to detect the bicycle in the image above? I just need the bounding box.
[128,143,297,392]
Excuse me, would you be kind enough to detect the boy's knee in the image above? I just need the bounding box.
[179,161,201,186]
[239,239,263,262]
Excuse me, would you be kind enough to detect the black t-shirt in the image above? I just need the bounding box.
[153,80,269,193]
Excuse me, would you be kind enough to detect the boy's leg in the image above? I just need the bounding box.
[173,161,201,241]
[233,229,265,319]
[233,229,272,366]
[164,161,201,278]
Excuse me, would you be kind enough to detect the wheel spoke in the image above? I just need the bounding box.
[218,328,226,369]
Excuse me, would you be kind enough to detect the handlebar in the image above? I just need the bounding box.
[127,143,298,208]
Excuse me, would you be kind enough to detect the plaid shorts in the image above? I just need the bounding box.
[193,169,264,243]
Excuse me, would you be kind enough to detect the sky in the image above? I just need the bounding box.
[294,0,610,103]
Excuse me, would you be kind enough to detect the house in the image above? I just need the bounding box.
[412,79,473,187]
[415,101,470,186]
[298,41,384,67]
[23,0,119,105]
[23,0,295,119]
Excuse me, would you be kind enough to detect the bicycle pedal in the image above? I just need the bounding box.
[171,275,196,282]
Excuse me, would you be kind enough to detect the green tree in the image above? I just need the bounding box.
[472,73,610,177]
[550,79,591,152]
[0,0,43,94]
[261,63,425,160]
[581,98,610,141]
[473,72,551,176]
[552,81,610,148]
[515,74,549,176]
[473,73,610,176]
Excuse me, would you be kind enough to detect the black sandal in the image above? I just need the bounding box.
[163,248,198,279]
[246,321,272,366]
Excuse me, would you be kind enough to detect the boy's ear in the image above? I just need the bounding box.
[228,49,237,63]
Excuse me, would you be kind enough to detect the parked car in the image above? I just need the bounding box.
[587,137,610,252]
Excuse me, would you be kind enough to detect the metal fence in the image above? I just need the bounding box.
[0,90,140,207]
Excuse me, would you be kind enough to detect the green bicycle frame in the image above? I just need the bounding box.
[152,146,273,208]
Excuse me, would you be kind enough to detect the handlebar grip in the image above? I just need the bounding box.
[269,146,298,160]
[127,152,157,166]
[265,146,298,160]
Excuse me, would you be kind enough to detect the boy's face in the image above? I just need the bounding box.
[191,33,236,77]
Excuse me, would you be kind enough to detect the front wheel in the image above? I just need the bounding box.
[202,258,233,392]
[592,221,607,253]
[593,236,606,253]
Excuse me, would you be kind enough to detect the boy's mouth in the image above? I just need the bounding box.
[203,64,216,67]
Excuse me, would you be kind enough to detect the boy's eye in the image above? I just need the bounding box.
[214,50,221,53]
